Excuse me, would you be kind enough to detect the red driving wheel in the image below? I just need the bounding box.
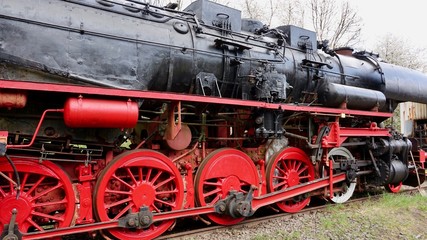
[0,158,75,233]
[93,150,184,240]
[266,147,315,213]
[194,148,259,225]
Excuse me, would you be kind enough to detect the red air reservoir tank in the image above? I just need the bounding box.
[64,98,139,128]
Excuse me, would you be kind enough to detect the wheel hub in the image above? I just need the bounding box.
[0,196,32,225]
[286,171,300,187]
[132,183,156,208]
[220,176,240,196]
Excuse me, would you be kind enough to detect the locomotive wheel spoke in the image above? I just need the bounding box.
[155,176,174,189]
[149,171,162,185]
[208,195,221,205]
[155,189,179,195]
[202,187,221,198]
[0,186,5,198]
[33,199,67,208]
[0,158,75,234]
[266,147,315,213]
[93,150,183,240]
[105,189,132,195]
[126,168,138,185]
[138,168,144,182]
[20,173,29,191]
[112,174,135,190]
[154,198,176,208]
[203,181,222,186]
[280,160,289,172]
[26,217,44,231]
[273,181,288,190]
[32,183,62,200]
[31,211,64,222]
[297,166,308,175]
[113,203,134,220]
[272,175,286,180]
[194,148,259,226]
[276,166,287,176]
[145,168,153,182]
[151,204,161,213]
[105,197,132,209]
[26,176,46,196]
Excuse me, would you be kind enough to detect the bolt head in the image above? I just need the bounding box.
[128,218,136,227]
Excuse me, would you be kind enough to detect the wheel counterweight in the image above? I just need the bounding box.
[93,150,184,240]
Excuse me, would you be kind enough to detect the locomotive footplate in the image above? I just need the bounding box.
[17,173,346,240]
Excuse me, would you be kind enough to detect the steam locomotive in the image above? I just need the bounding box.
[0,0,425,239]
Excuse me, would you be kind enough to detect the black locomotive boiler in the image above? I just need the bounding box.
[0,0,425,239]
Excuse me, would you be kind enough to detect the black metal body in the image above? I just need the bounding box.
[1,0,427,111]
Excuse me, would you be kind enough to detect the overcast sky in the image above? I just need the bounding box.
[179,0,426,52]
[352,0,427,50]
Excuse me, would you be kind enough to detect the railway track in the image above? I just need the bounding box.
[158,186,427,239]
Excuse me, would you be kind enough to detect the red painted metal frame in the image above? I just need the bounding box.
[0,80,392,118]
[21,173,346,239]
[75,165,95,224]
[322,122,391,148]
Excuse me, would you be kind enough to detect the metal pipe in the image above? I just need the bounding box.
[7,109,64,149]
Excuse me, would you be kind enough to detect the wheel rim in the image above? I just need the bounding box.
[194,148,259,225]
[322,147,357,203]
[266,147,315,213]
[0,158,75,233]
[94,150,184,240]
[385,182,402,193]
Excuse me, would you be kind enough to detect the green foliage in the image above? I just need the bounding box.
[382,104,401,131]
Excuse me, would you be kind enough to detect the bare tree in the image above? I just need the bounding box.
[280,0,305,27]
[239,0,282,26]
[309,0,361,48]
[375,34,427,72]
[242,0,265,22]
[375,34,427,129]
[309,0,333,41]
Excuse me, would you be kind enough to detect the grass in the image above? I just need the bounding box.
[313,193,427,240]
[249,193,427,240]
